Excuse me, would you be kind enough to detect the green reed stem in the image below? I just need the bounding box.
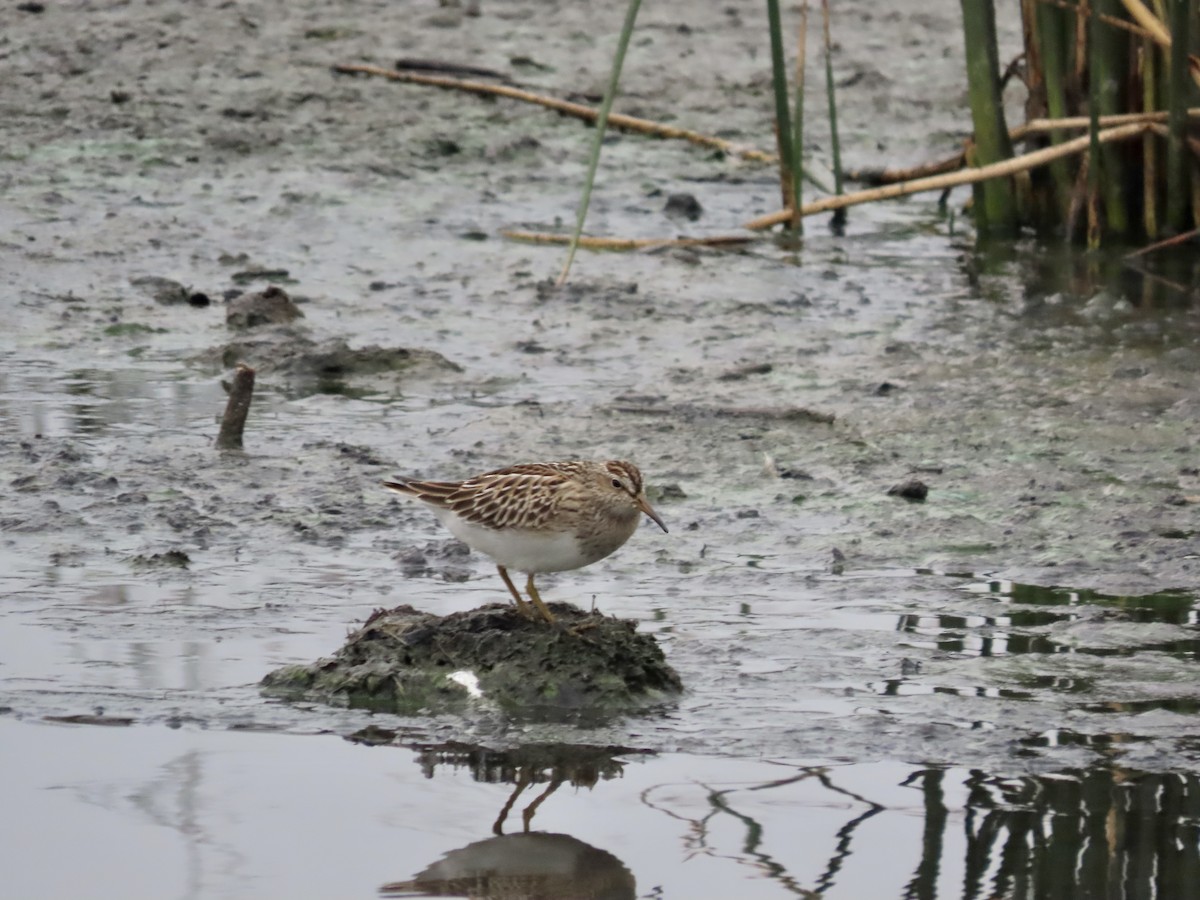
[556,0,643,286]
[822,0,844,229]
[1094,0,1130,236]
[766,0,799,229]
[960,0,1018,236]
[1036,0,1074,222]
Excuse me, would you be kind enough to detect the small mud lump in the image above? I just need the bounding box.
[226,286,304,328]
[261,603,683,717]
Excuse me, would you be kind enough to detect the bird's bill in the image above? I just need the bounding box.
[637,496,669,533]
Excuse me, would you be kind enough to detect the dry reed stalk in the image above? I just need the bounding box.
[332,63,776,163]
[743,122,1153,229]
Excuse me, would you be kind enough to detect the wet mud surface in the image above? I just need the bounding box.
[2,1,1200,896]
[3,0,1198,767]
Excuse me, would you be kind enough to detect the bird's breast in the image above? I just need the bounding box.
[433,509,593,573]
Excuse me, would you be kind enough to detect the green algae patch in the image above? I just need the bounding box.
[260,603,682,717]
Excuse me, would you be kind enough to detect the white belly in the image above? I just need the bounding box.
[433,509,589,573]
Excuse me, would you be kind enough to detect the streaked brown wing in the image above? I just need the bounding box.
[384,463,577,531]
[381,478,462,502]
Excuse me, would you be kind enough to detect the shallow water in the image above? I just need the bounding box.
[5,718,1199,900]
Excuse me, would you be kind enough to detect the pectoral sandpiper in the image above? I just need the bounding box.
[382,460,668,625]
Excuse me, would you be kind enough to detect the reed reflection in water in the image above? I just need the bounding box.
[642,764,1200,899]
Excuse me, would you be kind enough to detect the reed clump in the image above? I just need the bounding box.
[976,0,1199,242]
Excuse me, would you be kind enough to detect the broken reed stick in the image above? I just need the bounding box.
[743,121,1153,230]
[216,363,255,451]
[502,230,756,250]
[332,62,776,164]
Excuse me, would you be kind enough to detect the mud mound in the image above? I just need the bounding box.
[261,603,682,717]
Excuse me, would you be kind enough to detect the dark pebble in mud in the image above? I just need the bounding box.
[426,136,461,157]
[664,192,703,221]
[261,603,682,718]
[888,478,929,502]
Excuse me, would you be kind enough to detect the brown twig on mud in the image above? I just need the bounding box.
[332,62,776,164]
[216,363,256,451]
[743,122,1153,230]
[502,230,757,250]
[844,154,965,186]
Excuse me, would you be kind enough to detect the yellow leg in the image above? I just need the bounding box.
[496,566,534,618]
[525,573,558,626]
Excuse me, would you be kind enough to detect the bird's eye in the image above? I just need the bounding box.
[611,478,623,489]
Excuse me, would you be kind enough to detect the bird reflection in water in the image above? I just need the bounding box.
[377,741,643,900]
